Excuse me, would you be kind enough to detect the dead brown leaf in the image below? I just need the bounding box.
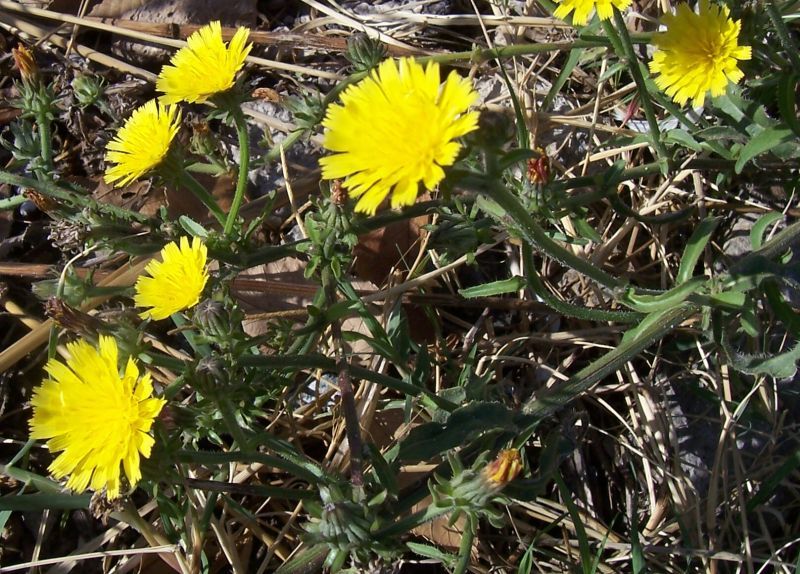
[92,178,165,218]
[353,208,429,286]
[411,496,468,552]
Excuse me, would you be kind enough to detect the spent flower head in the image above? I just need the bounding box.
[483,448,523,487]
[553,0,632,26]
[135,237,209,320]
[157,21,251,105]
[12,44,39,84]
[649,0,751,107]
[29,335,165,499]
[104,100,181,187]
[320,57,479,215]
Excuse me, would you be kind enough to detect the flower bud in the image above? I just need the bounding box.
[193,299,230,339]
[345,33,387,73]
[195,356,227,387]
[71,73,105,109]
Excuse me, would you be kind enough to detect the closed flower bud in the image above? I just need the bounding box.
[194,299,235,341]
[345,33,387,73]
[195,356,227,387]
[71,74,105,109]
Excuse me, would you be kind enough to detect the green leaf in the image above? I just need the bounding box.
[727,341,800,379]
[708,290,746,309]
[778,72,800,137]
[498,148,537,172]
[0,493,91,511]
[522,304,697,425]
[365,443,398,495]
[406,542,457,565]
[765,281,800,337]
[542,48,582,112]
[630,495,646,574]
[750,212,784,250]
[747,449,800,512]
[664,128,702,152]
[274,544,328,574]
[620,277,706,313]
[572,215,603,242]
[0,464,67,494]
[178,215,210,238]
[476,194,506,219]
[517,543,536,574]
[676,217,720,284]
[735,127,795,173]
[398,402,524,461]
[459,276,525,298]
[555,473,592,574]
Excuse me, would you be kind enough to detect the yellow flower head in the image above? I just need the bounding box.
[553,0,632,26]
[29,336,165,500]
[135,237,209,320]
[320,57,479,215]
[104,100,181,188]
[157,21,251,104]
[649,0,751,107]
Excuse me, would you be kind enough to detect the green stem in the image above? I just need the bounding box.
[521,303,697,423]
[0,170,151,223]
[483,178,627,291]
[421,35,650,66]
[238,354,458,411]
[603,11,668,162]
[765,2,800,71]
[34,105,54,178]
[217,395,253,452]
[175,169,226,225]
[0,194,25,210]
[522,244,641,323]
[324,269,364,488]
[224,106,251,236]
[453,514,477,574]
[185,161,228,175]
[264,129,304,163]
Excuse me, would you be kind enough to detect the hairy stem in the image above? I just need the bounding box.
[224,106,251,236]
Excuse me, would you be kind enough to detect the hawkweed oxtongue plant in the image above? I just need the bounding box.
[7,3,800,572]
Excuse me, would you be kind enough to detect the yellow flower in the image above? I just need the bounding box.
[649,0,751,107]
[29,336,165,500]
[104,100,181,188]
[320,57,479,215]
[157,21,251,104]
[135,237,209,320]
[553,0,632,26]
